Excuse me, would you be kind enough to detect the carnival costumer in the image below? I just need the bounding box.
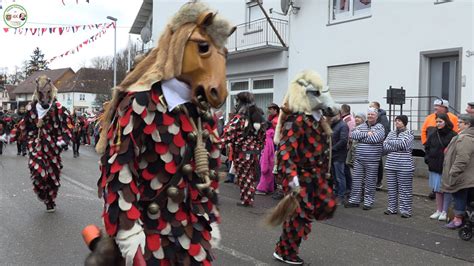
[222,91,266,207]
[14,75,72,212]
[88,2,235,265]
[268,70,338,265]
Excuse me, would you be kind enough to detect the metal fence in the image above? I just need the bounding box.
[385,95,460,133]
[226,18,288,52]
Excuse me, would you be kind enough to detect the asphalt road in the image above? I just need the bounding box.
[0,144,472,265]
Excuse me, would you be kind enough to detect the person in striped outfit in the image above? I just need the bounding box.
[383,115,415,218]
[345,107,385,210]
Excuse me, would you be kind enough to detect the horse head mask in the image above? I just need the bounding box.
[118,1,235,109]
[34,75,58,109]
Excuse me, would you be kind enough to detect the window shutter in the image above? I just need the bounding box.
[327,62,369,102]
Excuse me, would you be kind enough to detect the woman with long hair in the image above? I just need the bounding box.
[424,113,457,220]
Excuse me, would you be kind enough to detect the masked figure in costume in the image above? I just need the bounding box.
[267,70,338,265]
[88,2,235,265]
[222,91,266,207]
[14,75,72,212]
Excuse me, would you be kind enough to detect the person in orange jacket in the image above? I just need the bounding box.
[421,99,459,145]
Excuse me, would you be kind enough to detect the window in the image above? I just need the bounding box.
[79,94,85,101]
[246,0,263,28]
[226,76,274,120]
[330,0,371,23]
[230,81,249,91]
[327,62,369,103]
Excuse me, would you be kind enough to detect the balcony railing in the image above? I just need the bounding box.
[226,18,288,53]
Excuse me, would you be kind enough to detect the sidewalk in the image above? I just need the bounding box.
[380,175,432,198]
[219,170,433,198]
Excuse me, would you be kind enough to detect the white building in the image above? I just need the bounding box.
[57,68,113,113]
[130,0,474,129]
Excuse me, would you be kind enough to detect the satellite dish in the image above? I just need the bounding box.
[140,26,151,44]
[281,0,290,15]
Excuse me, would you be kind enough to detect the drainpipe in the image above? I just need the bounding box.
[256,0,287,48]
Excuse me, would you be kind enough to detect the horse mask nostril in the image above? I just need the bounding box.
[209,88,218,100]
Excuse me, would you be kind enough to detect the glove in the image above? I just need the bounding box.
[289,176,300,189]
[56,139,67,147]
[115,222,146,266]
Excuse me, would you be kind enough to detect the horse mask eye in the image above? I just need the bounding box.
[307,90,321,97]
[198,42,210,54]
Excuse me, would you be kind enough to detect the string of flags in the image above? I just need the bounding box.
[2,22,110,36]
[48,22,115,63]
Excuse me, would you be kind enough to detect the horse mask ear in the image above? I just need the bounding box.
[197,11,214,28]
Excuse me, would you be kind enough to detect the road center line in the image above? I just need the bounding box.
[215,245,268,266]
[61,174,96,193]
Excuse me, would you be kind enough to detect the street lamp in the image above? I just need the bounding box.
[106,16,117,87]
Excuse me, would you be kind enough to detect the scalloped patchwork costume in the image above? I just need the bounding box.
[96,2,234,264]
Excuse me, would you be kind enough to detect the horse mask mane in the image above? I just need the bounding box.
[34,75,58,109]
[274,70,336,144]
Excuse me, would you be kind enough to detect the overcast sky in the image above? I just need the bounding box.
[0,0,142,75]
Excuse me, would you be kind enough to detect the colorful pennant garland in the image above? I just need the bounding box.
[2,23,108,36]
[48,22,115,63]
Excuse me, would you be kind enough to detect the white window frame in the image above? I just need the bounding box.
[245,0,262,29]
[79,94,85,101]
[225,75,274,122]
[329,0,372,24]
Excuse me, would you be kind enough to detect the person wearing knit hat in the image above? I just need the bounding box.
[345,106,386,210]
[355,112,366,124]
[395,115,408,127]
[383,115,414,218]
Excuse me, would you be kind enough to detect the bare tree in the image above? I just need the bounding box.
[8,65,26,85]
[90,56,113,70]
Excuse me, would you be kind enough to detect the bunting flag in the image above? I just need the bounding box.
[48,22,114,63]
[1,22,109,36]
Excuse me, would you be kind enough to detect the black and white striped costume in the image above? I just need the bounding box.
[348,122,385,207]
[383,129,415,215]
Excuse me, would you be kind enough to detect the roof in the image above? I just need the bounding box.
[130,0,153,35]
[60,68,113,94]
[5,85,16,99]
[13,68,74,94]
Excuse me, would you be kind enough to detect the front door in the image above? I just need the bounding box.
[429,56,459,112]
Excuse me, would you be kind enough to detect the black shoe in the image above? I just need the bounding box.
[362,205,372,210]
[344,202,360,208]
[273,252,304,265]
[46,203,55,213]
[384,210,397,215]
[224,180,233,183]
[22,152,26,156]
[17,152,20,156]
[401,213,411,218]
[376,183,383,191]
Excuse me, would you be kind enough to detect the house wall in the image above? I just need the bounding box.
[287,0,473,116]
[58,92,96,113]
